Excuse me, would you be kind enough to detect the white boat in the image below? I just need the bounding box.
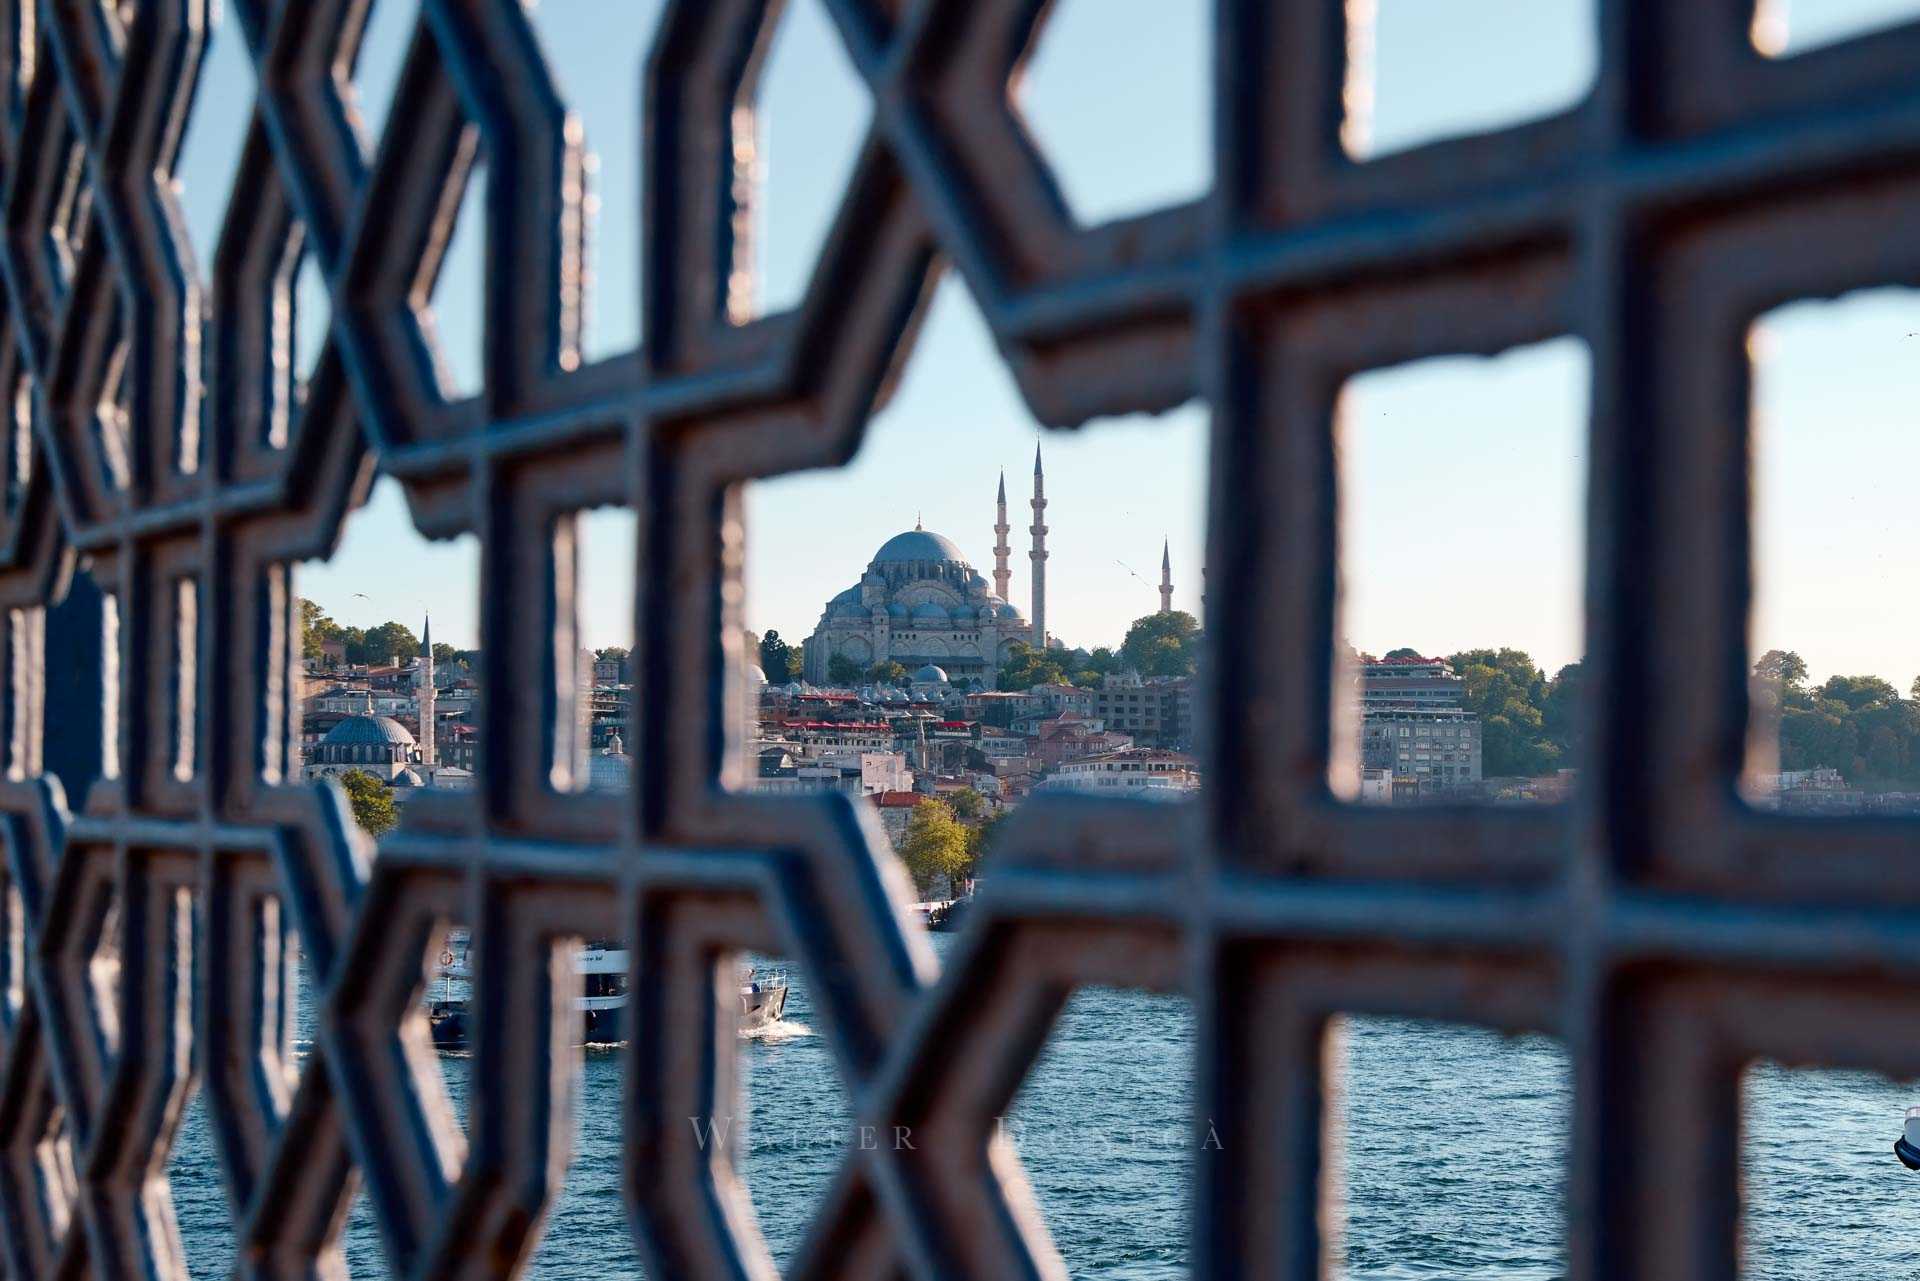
[426,940,787,1049]
[1896,1107,1920,1169]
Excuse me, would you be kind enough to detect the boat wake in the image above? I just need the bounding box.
[741,1019,812,1042]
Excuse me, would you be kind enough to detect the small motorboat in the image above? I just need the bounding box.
[1896,1108,1920,1170]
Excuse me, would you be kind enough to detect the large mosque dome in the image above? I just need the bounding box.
[804,453,1129,686]
[323,714,415,747]
[872,528,969,565]
[805,517,1027,686]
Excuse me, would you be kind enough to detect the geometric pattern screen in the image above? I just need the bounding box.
[0,1,1911,1277]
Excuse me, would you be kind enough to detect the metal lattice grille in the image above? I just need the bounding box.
[0,1,1905,1277]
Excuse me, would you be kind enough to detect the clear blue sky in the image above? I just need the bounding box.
[176,0,1920,687]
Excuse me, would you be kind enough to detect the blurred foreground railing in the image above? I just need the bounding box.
[0,2,1914,1278]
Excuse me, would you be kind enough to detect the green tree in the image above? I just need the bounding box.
[1383,646,1424,660]
[1766,662,1920,785]
[432,643,458,665]
[352,621,419,667]
[944,787,986,824]
[964,809,1005,875]
[1448,648,1559,777]
[1779,700,1856,774]
[299,598,345,663]
[758,631,801,683]
[868,660,909,686]
[996,641,1066,691]
[1119,611,1201,677]
[1860,710,1913,780]
[1819,674,1897,712]
[897,800,969,896]
[595,646,630,663]
[1541,662,1585,762]
[1754,649,1810,690]
[336,768,398,837]
[826,654,863,685]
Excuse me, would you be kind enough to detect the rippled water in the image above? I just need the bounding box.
[169,936,1920,1277]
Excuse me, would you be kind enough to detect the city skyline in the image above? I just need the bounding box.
[204,0,1920,691]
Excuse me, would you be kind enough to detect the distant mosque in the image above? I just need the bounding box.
[802,447,1175,685]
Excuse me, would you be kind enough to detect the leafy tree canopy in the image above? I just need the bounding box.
[897,800,970,897]
[1749,651,1920,787]
[1119,611,1201,678]
[1819,674,1897,712]
[1754,649,1809,689]
[336,768,398,837]
[1446,648,1563,778]
[868,660,909,686]
[297,602,425,667]
[758,630,803,683]
[945,787,986,824]
[996,642,1066,691]
[826,654,863,686]
[360,621,419,667]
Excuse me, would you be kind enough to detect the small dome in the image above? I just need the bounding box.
[391,767,424,787]
[912,664,950,685]
[911,601,950,625]
[872,529,969,566]
[951,605,976,625]
[745,664,767,686]
[322,714,416,747]
[886,601,909,620]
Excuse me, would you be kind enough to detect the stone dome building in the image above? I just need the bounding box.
[308,713,421,782]
[797,448,1178,687]
[803,524,1027,686]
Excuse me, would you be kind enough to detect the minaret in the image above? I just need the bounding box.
[1029,445,1048,648]
[1159,539,1173,614]
[417,614,436,767]
[992,469,1012,602]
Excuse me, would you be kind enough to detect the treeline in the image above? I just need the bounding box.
[1754,649,1920,787]
[300,600,462,667]
[1378,646,1920,786]
[758,610,1206,692]
[996,611,1203,691]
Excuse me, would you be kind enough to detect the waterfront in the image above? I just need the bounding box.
[169,933,1920,1278]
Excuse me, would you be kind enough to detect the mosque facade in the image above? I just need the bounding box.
[801,448,1180,687]
[803,449,1052,686]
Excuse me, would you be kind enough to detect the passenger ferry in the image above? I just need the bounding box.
[425,940,787,1049]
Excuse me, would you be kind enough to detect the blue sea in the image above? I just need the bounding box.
[167,933,1920,1277]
